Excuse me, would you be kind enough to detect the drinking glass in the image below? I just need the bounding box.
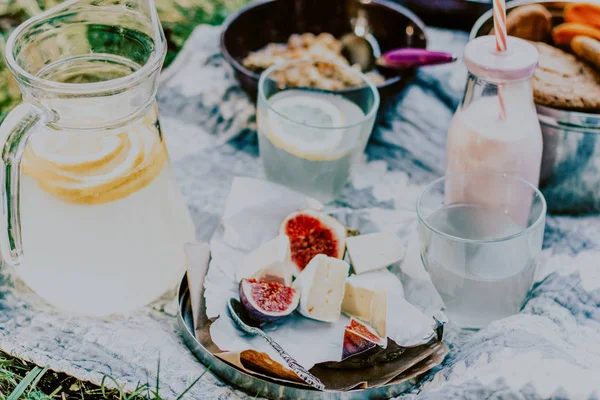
[417,172,546,329]
[256,59,380,203]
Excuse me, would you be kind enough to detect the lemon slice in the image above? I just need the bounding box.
[24,120,168,205]
[35,131,143,194]
[28,131,125,172]
[266,95,345,159]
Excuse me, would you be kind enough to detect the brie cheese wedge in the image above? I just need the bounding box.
[341,269,404,321]
[293,254,350,322]
[370,291,435,346]
[235,235,293,286]
[345,232,405,275]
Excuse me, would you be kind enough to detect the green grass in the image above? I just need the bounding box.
[0,352,210,399]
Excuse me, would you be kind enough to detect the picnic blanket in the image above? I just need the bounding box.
[1,24,600,399]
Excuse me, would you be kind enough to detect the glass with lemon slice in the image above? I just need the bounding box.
[257,60,380,202]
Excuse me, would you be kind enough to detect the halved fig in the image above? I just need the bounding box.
[279,209,346,274]
[239,278,300,322]
[342,317,386,360]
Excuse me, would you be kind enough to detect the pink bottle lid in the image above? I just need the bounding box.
[463,36,539,81]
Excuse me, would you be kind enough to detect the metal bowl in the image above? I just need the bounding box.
[471,0,600,214]
[220,0,427,102]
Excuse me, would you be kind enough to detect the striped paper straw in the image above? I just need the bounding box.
[493,0,507,120]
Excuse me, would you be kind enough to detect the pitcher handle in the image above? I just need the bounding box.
[0,101,54,265]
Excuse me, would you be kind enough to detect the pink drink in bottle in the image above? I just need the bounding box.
[445,36,542,225]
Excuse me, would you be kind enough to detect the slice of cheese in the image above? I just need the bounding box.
[293,254,350,322]
[370,291,435,346]
[341,269,404,321]
[235,235,293,286]
[346,232,405,274]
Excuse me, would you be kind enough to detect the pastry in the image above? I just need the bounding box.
[530,41,600,111]
[490,4,552,42]
[564,3,600,30]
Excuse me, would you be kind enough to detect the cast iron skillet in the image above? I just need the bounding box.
[220,0,427,101]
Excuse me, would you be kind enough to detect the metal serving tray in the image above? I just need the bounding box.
[177,274,414,399]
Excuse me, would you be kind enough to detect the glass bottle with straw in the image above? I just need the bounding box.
[444,0,543,221]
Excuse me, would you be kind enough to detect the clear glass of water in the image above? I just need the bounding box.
[417,172,547,329]
[257,59,380,203]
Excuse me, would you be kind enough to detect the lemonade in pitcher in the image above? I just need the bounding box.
[0,0,196,315]
[19,105,195,315]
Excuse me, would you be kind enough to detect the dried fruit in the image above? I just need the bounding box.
[552,22,600,46]
[342,317,386,360]
[279,209,346,274]
[564,3,600,30]
[571,36,600,70]
[239,278,299,322]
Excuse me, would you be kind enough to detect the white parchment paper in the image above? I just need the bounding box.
[204,177,441,370]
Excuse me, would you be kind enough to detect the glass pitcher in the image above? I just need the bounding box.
[0,0,196,315]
